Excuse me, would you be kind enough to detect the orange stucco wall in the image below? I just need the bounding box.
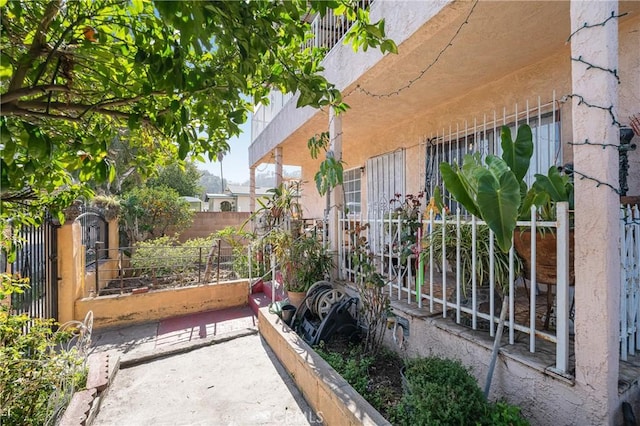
[75,279,249,329]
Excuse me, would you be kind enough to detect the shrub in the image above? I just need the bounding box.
[0,274,87,425]
[487,401,529,426]
[120,185,193,245]
[315,344,373,396]
[391,357,529,425]
[392,357,488,426]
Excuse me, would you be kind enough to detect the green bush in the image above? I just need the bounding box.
[391,357,528,426]
[487,401,529,426]
[392,357,488,426]
[131,236,185,275]
[1,275,87,425]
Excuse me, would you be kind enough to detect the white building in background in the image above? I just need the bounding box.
[205,185,272,213]
[180,196,204,212]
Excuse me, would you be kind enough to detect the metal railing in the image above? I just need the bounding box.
[621,202,640,361]
[78,205,109,266]
[251,0,373,142]
[92,243,236,296]
[338,202,572,374]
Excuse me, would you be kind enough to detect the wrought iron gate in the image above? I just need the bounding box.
[7,215,59,321]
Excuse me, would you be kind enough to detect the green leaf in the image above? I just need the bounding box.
[533,166,570,202]
[1,159,9,187]
[439,162,480,217]
[380,39,397,55]
[477,157,521,253]
[501,124,533,182]
[178,135,189,160]
[131,0,144,14]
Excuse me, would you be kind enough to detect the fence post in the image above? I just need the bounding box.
[94,242,101,296]
[198,247,202,284]
[555,201,569,373]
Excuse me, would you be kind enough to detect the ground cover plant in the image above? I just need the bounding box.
[316,336,529,426]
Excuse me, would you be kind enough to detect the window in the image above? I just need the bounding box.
[425,105,561,212]
[343,168,362,215]
[367,149,406,213]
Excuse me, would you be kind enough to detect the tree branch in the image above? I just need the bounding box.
[4,100,154,125]
[1,85,70,105]
[1,104,82,123]
[8,0,62,92]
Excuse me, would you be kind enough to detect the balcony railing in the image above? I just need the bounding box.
[251,0,373,142]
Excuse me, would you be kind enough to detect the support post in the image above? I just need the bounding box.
[570,2,620,423]
[275,147,283,188]
[328,108,344,262]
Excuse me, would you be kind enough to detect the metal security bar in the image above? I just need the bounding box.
[423,93,562,213]
[338,202,572,374]
[621,202,640,361]
[7,213,59,322]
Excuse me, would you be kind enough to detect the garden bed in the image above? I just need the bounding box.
[98,269,238,295]
[258,307,529,425]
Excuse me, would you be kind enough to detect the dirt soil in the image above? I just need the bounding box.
[99,269,238,295]
[322,335,404,420]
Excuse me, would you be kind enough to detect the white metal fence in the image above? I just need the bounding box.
[621,202,640,361]
[338,202,572,374]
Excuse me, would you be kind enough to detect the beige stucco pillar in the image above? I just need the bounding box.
[571,1,620,423]
[275,146,283,187]
[249,166,256,214]
[328,108,344,255]
[57,221,84,323]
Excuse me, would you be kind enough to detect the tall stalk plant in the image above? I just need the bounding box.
[349,224,390,355]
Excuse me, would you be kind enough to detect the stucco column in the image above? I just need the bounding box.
[570,1,620,423]
[275,146,283,187]
[328,108,344,255]
[249,166,256,214]
[57,221,83,323]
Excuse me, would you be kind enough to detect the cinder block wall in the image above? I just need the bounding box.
[176,212,251,242]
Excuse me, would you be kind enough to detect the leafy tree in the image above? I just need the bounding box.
[198,169,226,195]
[147,162,202,197]
[0,0,396,222]
[120,186,193,245]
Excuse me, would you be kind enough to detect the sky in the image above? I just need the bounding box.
[197,119,252,184]
[196,116,300,184]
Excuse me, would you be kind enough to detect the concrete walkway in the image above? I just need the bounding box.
[90,306,318,426]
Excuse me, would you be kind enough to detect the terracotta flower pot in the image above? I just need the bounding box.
[287,290,307,309]
[513,229,575,285]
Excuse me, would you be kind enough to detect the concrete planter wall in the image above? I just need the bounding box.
[76,280,249,329]
[258,307,390,426]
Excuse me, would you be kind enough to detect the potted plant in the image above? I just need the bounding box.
[268,229,332,307]
[439,124,574,328]
[513,165,575,286]
[422,217,522,306]
[439,124,573,254]
[253,182,302,233]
